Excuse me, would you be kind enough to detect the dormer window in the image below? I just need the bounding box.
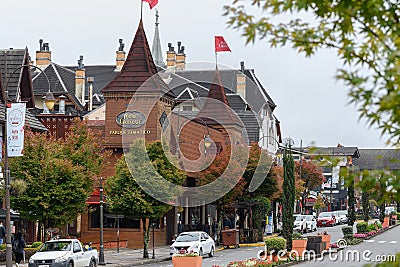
[182,105,192,111]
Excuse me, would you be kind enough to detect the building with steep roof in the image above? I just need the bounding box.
[0,48,47,133]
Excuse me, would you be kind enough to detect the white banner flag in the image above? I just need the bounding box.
[7,103,26,157]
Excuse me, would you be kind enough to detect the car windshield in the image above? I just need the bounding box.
[304,216,313,221]
[338,211,347,216]
[319,212,332,218]
[176,233,199,242]
[294,215,302,221]
[38,241,72,252]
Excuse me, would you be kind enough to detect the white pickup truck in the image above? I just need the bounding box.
[28,239,98,267]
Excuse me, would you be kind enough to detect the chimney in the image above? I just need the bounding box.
[115,39,125,71]
[236,61,246,99]
[87,77,94,111]
[175,41,186,71]
[36,39,51,69]
[75,55,86,105]
[58,95,67,114]
[166,43,176,73]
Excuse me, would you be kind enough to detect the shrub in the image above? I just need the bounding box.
[265,237,286,253]
[31,241,43,248]
[0,244,5,251]
[374,221,382,230]
[342,226,353,239]
[356,222,368,233]
[292,232,306,240]
[366,224,376,232]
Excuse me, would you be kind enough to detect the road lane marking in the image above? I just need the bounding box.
[389,241,398,244]
[378,241,386,243]
[364,240,375,243]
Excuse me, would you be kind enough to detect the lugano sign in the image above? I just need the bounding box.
[116,111,146,128]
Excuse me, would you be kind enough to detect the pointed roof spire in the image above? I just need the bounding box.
[152,9,166,68]
[102,19,172,96]
[196,67,242,127]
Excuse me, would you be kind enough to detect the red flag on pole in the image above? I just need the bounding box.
[215,36,231,52]
[142,0,158,9]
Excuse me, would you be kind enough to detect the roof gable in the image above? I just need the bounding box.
[196,68,242,127]
[0,48,35,108]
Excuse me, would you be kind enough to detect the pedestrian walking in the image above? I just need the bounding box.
[0,222,6,244]
[12,232,26,267]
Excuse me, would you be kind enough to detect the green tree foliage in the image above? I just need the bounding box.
[282,147,295,251]
[348,182,356,226]
[243,143,276,198]
[295,161,325,214]
[362,192,370,222]
[105,140,185,258]
[9,120,108,229]
[251,196,271,241]
[224,0,400,145]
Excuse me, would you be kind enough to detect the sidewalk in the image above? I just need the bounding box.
[0,246,172,267]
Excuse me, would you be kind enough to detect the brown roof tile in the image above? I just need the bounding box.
[101,20,173,97]
[196,68,242,128]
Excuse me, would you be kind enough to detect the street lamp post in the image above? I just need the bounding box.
[99,177,105,265]
[152,221,155,259]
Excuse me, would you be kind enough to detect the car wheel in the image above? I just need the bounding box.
[208,247,214,257]
[68,262,73,267]
[89,259,96,267]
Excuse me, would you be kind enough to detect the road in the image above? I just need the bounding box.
[143,224,398,267]
[297,225,400,266]
[143,246,263,267]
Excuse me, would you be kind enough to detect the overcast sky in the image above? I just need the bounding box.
[1,0,392,148]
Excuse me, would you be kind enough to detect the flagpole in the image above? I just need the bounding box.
[140,0,143,19]
[215,52,218,69]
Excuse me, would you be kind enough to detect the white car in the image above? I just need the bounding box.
[303,215,317,232]
[337,210,348,224]
[170,231,215,257]
[28,239,98,267]
[293,214,307,233]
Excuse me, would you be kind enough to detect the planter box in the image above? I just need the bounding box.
[172,256,202,267]
[292,239,307,257]
[307,236,322,243]
[307,242,325,254]
[383,217,390,228]
[321,235,331,250]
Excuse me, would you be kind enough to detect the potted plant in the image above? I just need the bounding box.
[264,236,286,262]
[172,250,202,267]
[318,231,331,250]
[291,232,307,257]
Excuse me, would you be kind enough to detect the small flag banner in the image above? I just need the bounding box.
[142,0,158,9]
[215,36,231,53]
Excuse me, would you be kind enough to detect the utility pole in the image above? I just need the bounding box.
[4,90,12,267]
[99,177,105,265]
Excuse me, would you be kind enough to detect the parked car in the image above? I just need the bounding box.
[303,215,317,232]
[293,214,307,233]
[337,210,348,224]
[28,239,98,267]
[317,212,337,227]
[170,231,215,257]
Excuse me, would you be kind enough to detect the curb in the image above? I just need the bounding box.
[215,242,265,252]
[120,257,171,266]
